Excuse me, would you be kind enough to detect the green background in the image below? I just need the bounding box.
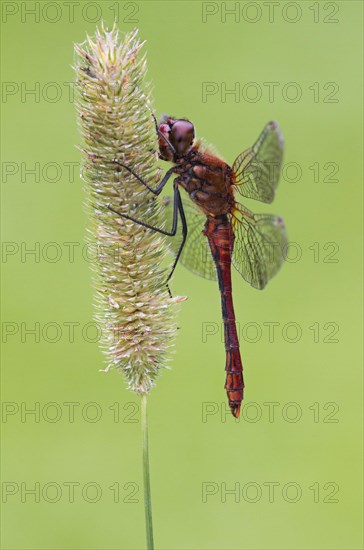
[1,1,363,549]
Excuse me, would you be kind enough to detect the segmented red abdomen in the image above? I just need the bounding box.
[204,215,245,418]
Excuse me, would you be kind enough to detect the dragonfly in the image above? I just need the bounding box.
[108,115,287,418]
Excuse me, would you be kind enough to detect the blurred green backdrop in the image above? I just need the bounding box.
[1,1,363,549]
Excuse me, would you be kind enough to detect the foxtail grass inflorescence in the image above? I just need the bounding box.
[74,25,178,394]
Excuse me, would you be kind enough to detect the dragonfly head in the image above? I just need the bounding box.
[158,115,195,159]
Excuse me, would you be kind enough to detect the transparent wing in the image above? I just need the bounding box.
[232,121,284,204]
[162,194,216,281]
[231,202,287,290]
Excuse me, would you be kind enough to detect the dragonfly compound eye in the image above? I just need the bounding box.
[170,119,195,155]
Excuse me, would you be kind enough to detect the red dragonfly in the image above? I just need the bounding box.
[109,116,287,418]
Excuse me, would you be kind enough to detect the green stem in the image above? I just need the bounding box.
[141,393,154,550]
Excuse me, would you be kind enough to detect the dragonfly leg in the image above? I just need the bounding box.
[166,189,187,283]
[113,162,176,196]
[108,179,180,237]
[109,185,185,295]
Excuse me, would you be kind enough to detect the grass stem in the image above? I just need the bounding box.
[141,393,154,549]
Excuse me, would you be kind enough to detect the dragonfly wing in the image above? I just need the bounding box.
[162,194,217,281]
[231,202,287,289]
[232,121,284,204]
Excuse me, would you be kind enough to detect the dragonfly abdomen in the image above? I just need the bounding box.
[204,215,245,418]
